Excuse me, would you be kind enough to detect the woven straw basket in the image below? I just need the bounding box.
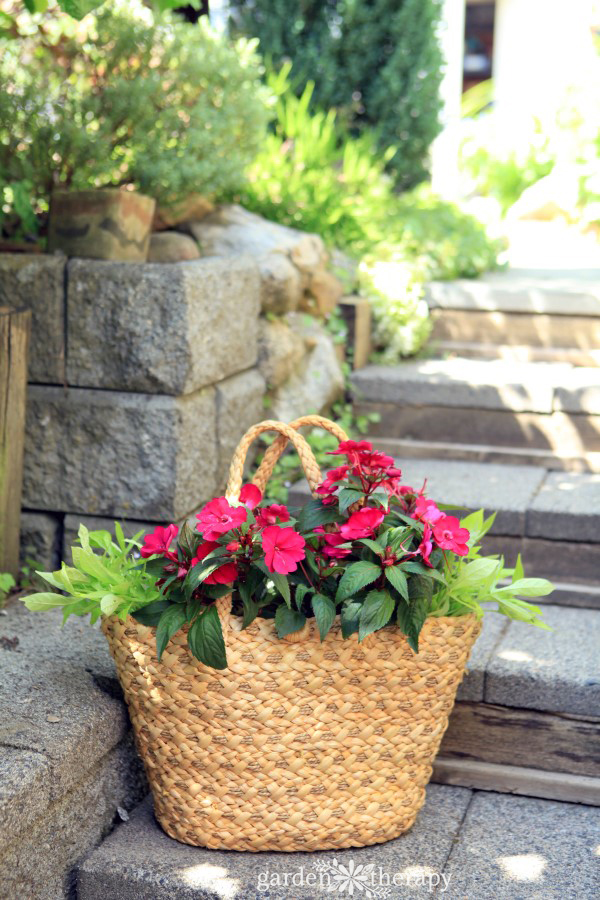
[102,416,481,852]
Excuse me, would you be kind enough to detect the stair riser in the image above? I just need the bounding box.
[431,309,600,350]
[355,402,600,454]
[433,339,600,367]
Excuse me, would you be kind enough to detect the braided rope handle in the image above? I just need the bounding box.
[252,415,349,495]
[226,419,323,501]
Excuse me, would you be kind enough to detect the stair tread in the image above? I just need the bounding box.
[352,359,600,415]
[77,787,599,899]
[426,270,600,316]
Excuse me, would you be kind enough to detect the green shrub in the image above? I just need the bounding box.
[229,0,443,189]
[0,1,270,235]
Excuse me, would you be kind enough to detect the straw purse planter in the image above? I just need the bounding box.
[25,415,552,853]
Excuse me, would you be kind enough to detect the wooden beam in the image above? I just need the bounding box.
[0,305,31,576]
[432,758,600,807]
[441,701,600,778]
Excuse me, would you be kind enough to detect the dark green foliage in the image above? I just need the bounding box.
[229,0,444,188]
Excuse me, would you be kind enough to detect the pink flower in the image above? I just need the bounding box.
[433,516,470,557]
[140,524,179,559]
[418,524,434,567]
[196,497,247,541]
[191,541,238,585]
[340,507,385,540]
[314,526,352,560]
[239,483,262,510]
[261,526,306,575]
[413,496,444,526]
[255,504,290,527]
[328,439,373,457]
[315,466,350,500]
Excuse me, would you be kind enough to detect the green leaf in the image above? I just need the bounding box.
[114,522,126,552]
[338,488,364,514]
[297,497,341,533]
[187,605,227,669]
[185,552,228,595]
[131,598,172,626]
[241,596,260,629]
[155,604,187,660]
[23,592,70,611]
[357,538,384,556]
[100,593,120,616]
[178,521,197,558]
[359,590,394,641]
[385,565,409,600]
[274,605,306,638]
[336,560,381,602]
[396,596,428,653]
[270,572,291,607]
[312,593,336,641]
[513,553,525,583]
[496,578,554,598]
[340,600,361,638]
[294,582,311,610]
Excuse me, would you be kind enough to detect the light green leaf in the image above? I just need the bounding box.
[496,578,554,598]
[100,593,120,616]
[23,592,70,611]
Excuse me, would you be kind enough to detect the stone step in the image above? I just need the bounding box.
[77,787,599,899]
[351,358,600,453]
[0,603,147,900]
[433,339,600,367]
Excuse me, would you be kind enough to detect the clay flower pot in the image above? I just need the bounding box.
[47,189,156,262]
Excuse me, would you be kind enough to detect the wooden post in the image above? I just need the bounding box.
[0,305,31,576]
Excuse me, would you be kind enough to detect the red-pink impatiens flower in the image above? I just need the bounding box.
[255,504,290,527]
[239,483,262,510]
[433,516,470,556]
[314,526,352,560]
[196,497,247,541]
[418,524,434,567]
[140,524,179,559]
[328,439,373,457]
[261,526,306,575]
[191,541,238,585]
[413,495,444,526]
[339,507,385,540]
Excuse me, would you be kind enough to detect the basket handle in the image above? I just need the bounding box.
[225,419,323,500]
[252,415,349,495]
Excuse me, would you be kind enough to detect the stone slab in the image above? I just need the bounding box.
[555,367,600,415]
[485,604,600,716]
[443,790,600,899]
[23,384,218,520]
[19,510,62,570]
[0,736,146,900]
[66,257,260,395]
[527,471,600,543]
[78,785,472,900]
[0,253,65,384]
[431,308,600,351]
[352,360,568,413]
[0,746,52,846]
[426,271,600,316]
[395,457,547,536]
[356,402,600,454]
[456,614,509,703]
[215,368,266,488]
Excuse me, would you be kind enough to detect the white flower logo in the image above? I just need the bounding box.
[314,859,390,898]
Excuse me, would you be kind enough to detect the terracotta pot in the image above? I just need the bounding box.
[47,189,155,261]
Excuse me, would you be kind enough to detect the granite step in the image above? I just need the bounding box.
[77,788,600,900]
[0,604,146,900]
[288,457,600,608]
[351,358,600,455]
[433,339,600,368]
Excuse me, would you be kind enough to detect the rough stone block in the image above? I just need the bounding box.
[77,785,472,900]
[215,369,266,488]
[527,471,600,543]
[271,319,344,422]
[0,253,65,384]
[0,736,146,900]
[485,605,600,716]
[306,267,344,316]
[19,511,62,570]
[147,232,200,263]
[257,253,302,313]
[444,791,600,899]
[23,384,218,520]
[66,257,260,394]
[257,318,305,388]
[395,457,546,536]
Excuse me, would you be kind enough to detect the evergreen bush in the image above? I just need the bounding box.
[229,0,443,188]
[0,1,270,235]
